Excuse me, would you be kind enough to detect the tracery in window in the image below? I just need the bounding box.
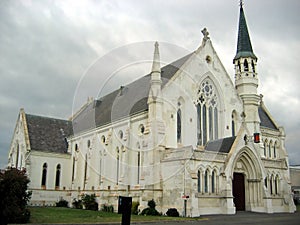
[196,79,219,145]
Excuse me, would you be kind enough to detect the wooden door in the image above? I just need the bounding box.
[232,173,245,211]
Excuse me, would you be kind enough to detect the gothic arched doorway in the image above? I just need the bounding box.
[231,149,263,212]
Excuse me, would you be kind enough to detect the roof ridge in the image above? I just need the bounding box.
[25,113,71,122]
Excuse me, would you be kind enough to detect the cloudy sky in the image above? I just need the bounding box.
[0,0,299,168]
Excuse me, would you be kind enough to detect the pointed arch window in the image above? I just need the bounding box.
[41,163,47,188]
[204,170,208,193]
[244,59,249,72]
[275,175,279,195]
[197,170,201,193]
[83,154,88,190]
[177,108,182,143]
[197,104,201,145]
[270,175,273,195]
[16,144,20,169]
[231,112,237,137]
[264,140,267,157]
[137,151,141,184]
[116,147,120,185]
[251,60,256,73]
[273,142,277,158]
[72,157,75,182]
[211,170,215,193]
[196,79,219,145]
[55,164,61,189]
[269,141,272,158]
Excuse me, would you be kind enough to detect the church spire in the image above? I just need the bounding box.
[151,41,161,79]
[234,2,257,61]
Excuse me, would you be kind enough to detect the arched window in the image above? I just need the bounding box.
[244,59,249,72]
[204,170,208,193]
[238,61,241,72]
[16,144,20,168]
[273,142,277,159]
[214,108,218,139]
[55,164,61,189]
[197,104,201,145]
[203,105,207,144]
[197,170,201,193]
[275,175,279,195]
[137,151,140,184]
[251,60,256,73]
[270,175,273,195]
[211,171,215,193]
[83,154,88,189]
[41,163,47,188]
[264,177,268,188]
[231,111,237,137]
[269,141,273,158]
[196,79,219,146]
[116,147,120,185]
[209,106,213,140]
[264,140,267,157]
[177,108,182,143]
[72,157,75,182]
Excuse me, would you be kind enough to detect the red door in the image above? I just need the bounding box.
[232,173,245,211]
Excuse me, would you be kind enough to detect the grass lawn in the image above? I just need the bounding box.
[29,207,200,224]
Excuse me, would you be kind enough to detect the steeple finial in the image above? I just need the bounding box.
[234,1,257,60]
[151,41,161,74]
[239,0,244,8]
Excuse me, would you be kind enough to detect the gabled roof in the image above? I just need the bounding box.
[25,114,73,153]
[258,106,278,131]
[205,136,236,153]
[234,6,257,60]
[73,52,194,134]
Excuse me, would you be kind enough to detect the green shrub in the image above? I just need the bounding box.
[0,168,32,224]
[72,198,83,209]
[56,199,68,207]
[131,201,139,215]
[166,208,179,217]
[82,194,98,211]
[101,204,114,212]
[140,199,160,216]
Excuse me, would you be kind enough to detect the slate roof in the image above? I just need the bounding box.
[258,106,278,130]
[73,52,194,134]
[205,136,236,153]
[234,6,257,60]
[25,114,73,153]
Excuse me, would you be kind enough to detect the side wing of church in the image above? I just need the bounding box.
[7,5,295,215]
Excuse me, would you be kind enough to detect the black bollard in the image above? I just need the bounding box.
[118,196,132,225]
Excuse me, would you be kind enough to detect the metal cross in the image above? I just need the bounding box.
[240,0,244,7]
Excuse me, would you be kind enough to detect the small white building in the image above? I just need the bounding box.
[7,5,296,215]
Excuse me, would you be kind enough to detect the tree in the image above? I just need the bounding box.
[0,168,31,224]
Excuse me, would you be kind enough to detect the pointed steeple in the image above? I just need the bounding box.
[234,4,257,60]
[151,41,161,75]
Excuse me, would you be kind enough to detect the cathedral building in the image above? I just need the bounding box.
[7,5,296,215]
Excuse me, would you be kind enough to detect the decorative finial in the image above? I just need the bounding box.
[201,28,210,44]
[239,0,244,8]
